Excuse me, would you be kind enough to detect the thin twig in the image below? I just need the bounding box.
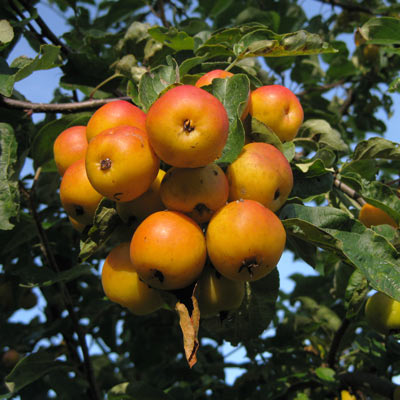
[327,317,350,368]
[19,177,101,400]
[0,96,131,113]
[334,178,366,207]
[296,80,345,97]
[18,0,72,55]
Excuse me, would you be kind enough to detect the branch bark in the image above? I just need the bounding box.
[327,317,350,368]
[19,172,101,400]
[334,178,366,207]
[0,96,131,113]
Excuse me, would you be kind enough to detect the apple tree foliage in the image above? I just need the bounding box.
[1,0,400,399]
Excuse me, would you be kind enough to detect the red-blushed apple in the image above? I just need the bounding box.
[145,85,229,168]
[86,100,146,142]
[53,126,88,176]
[59,158,103,226]
[85,125,159,202]
[249,85,304,142]
[226,142,293,212]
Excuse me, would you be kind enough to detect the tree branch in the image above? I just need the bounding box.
[315,0,374,15]
[327,317,350,368]
[296,80,345,97]
[334,178,366,207]
[0,96,131,113]
[18,0,72,55]
[19,173,101,400]
[338,371,396,398]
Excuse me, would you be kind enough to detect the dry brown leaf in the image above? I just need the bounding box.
[175,296,200,368]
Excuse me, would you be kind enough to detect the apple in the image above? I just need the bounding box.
[86,100,146,142]
[145,85,229,168]
[249,84,304,142]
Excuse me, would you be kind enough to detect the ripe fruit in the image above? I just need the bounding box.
[195,69,250,121]
[195,69,234,88]
[249,85,304,142]
[195,265,245,318]
[226,142,293,212]
[160,164,229,224]
[101,242,164,315]
[59,159,103,226]
[359,203,397,228]
[206,200,286,282]
[341,390,356,400]
[85,125,159,202]
[130,211,207,290]
[146,85,229,168]
[364,291,400,334]
[2,349,20,368]
[86,100,146,142]
[53,126,88,176]
[116,169,166,223]
[68,215,87,232]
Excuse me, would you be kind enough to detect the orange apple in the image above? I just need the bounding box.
[249,85,304,142]
[116,169,166,223]
[160,163,229,224]
[130,211,207,290]
[53,126,88,176]
[86,100,146,142]
[359,203,397,228]
[206,199,286,282]
[85,125,159,202]
[59,159,103,226]
[145,85,229,168]
[227,142,293,212]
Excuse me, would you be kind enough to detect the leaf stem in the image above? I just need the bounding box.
[89,74,123,99]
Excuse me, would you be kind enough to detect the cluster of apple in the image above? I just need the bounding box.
[54,69,304,318]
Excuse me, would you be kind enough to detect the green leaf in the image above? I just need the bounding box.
[79,199,121,262]
[148,26,195,51]
[249,117,284,151]
[315,367,336,382]
[345,269,369,318]
[108,381,173,400]
[30,113,92,169]
[296,119,348,153]
[360,17,400,45]
[389,77,400,93]
[211,74,250,165]
[179,54,210,78]
[11,44,62,82]
[280,204,400,302]
[289,172,333,202]
[0,57,18,96]
[236,29,337,58]
[353,137,400,160]
[0,123,19,230]
[202,268,279,346]
[3,348,73,396]
[0,20,14,49]
[21,263,93,288]
[138,65,178,112]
